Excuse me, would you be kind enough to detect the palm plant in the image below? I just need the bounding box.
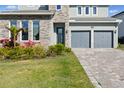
[5,26,24,48]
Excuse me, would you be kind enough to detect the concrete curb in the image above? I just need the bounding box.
[81,64,102,88]
[72,50,102,88]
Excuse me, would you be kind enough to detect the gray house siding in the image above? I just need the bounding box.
[69,5,109,18]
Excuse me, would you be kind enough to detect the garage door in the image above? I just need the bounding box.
[71,31,90,48]
[94,31,113,48]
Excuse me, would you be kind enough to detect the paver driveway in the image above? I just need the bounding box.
[73,48,124,88]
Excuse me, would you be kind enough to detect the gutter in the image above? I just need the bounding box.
[0,12,54,16]
[69,19,122,23]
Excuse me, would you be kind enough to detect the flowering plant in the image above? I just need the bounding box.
[0,38,9,43]
[24,40,35,47]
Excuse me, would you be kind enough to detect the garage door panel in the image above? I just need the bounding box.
[71,31,90,48]
[94,31,113,48]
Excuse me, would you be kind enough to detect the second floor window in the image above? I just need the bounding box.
[85,6,89,15]
[56,5,61,11]
[39,5,49,10]
[78,6,82,15]
[22,20,28,40]
[93,6,97,14]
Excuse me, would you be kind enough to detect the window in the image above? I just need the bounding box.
[93,6,97,14]
[22,21,28,40]
[56,5,61,11]
[10,20,17,38]
[85,6,89,14]
[33,21,40,40]
[39,5,49,10]
[10,20,17,27]
[78,6,82,15]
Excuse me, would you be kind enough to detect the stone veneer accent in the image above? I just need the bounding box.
[0,20,10,39]
[49,5,69,47]
[40,19,51,47]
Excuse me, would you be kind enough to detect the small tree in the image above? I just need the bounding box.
[5,26,24,48]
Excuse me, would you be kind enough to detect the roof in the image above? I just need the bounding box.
[0,10,54,15]
[69,17,122,23]
[112,11,124,17]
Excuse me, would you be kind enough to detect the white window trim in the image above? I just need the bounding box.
[92,6,98,16]
[77,6,82,16]
[20,20,29,42]
[56,5,62,11]
[32,20,40,42]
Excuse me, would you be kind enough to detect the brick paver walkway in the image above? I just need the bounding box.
[73,48,124,88]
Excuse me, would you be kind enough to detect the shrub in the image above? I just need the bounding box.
[47,44,64,56]
[64,47,71,52]
[0,38,9,43]
[0,48,5,60]
[0,38,20,48]
[5,47,25,59]
[33,46,46,58]
[4,41,20,48]
[0,48,11,59]
[23,47,34,59]
[0,44,71,60]
[0,46,46,60]
[47,45,57,56]
[55,44,64,55]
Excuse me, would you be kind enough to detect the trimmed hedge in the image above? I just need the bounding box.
[47,44,64,56]
[0,44,71,60]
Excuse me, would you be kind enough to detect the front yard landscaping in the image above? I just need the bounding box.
[0,26,94,88]
[0,52,94,88]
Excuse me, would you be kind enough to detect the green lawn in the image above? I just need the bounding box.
[0,52,94,88]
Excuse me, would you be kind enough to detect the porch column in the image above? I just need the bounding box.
[49,21,55,45]
[91,26,94,48]
[28,20,32,41]
[114,26,118,48]
[17,20,21,43]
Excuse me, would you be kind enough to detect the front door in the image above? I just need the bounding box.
[56,27,65,44]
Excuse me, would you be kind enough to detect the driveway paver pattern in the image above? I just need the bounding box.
[73,48,124,88]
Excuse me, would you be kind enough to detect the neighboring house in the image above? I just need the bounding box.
[112,11,124,43]
[0,5,122,48]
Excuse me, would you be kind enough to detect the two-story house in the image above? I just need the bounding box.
[0,5,121,48]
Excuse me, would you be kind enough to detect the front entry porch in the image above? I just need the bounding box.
[54,23,65,45]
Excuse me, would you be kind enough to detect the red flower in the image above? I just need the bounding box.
[24,40,35,47]
[0,38,9,43]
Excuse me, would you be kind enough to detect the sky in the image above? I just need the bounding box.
[0,5,124,16]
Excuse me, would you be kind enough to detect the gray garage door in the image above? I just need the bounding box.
[71,31,90,48]
[94,31,113,48]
